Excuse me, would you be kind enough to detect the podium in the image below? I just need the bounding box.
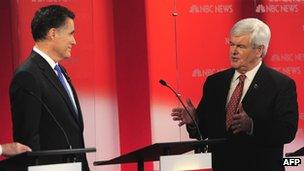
[0,147,96,171]
[94,138,226,171]
[286,146,304,157]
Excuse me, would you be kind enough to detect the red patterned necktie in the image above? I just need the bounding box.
[226,74,246,130]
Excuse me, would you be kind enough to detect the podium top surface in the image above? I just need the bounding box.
[26,147,96,157]
[1,147,96,161]
[0,147,96,169]
[94,138,226,166]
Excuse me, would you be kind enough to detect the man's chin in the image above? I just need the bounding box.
[230,62,240,69]
[63,54,72,59]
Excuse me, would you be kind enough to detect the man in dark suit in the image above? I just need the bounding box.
[171,18,298,171]
[9,5,89,170]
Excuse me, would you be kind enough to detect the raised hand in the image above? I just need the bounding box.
[230,103,253,134]
[171,98,196,126]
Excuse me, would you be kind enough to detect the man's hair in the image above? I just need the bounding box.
[230,18,271,57]
[31,5,75,41]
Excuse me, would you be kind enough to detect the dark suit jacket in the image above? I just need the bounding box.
[10,51,89,170]
[188,63,298,171]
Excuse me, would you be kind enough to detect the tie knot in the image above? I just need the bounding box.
[239,74,246,83]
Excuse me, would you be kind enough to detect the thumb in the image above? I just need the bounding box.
[186,98,195,108]
[25,146,32,152]
[238,103,244,113]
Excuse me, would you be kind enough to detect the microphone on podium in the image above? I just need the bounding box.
[159,79,203,141]
[21,88,72,149]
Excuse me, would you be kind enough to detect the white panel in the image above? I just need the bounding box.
[80,93,96,170]
[160,153,212,171]
[28,162,81,171]
[94,94,121,171]
[80,94,120,171]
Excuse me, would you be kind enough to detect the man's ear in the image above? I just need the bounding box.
[46,28,56,40]
[256,45,264,57]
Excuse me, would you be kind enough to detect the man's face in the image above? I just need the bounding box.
[53,18,76,60]
[229,34,262,73]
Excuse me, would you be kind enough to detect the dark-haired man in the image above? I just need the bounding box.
[9,5,89,170]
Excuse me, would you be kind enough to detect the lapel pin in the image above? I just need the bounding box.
[254,83,259,89]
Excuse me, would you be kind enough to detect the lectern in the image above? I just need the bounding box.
[94,138,226,171]
[286,146,304,157]
[0,147,96,171]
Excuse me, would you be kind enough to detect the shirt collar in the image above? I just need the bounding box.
[232,61,262,83]
[33,46,58,69]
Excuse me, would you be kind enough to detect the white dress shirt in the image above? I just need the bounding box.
[227,61,262,104]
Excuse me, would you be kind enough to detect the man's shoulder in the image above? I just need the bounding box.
[206,68,234,81]
[262,64,294,84]
[14,51,42,74]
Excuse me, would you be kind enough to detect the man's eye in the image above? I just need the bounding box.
[237,45,246,49]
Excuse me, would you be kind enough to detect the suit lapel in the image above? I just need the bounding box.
[242,63,268,111]
[60,66,84,130]
[223,68,235,107]
[30,51,82,127]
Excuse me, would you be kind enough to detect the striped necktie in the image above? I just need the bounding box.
[226,74,246,130]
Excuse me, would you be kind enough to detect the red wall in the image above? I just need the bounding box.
[0,0,14,155]
[113,0,153,170]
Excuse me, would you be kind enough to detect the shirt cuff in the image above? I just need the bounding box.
[0,144,3,156]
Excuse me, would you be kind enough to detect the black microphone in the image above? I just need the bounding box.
[159,79,203,141]
[21,88,72,149]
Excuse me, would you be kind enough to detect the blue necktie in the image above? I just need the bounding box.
[54,65,78,115]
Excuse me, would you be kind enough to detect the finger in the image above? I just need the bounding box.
[178,121,186,127]
[171,112,182,117]
[233,127,242,134]
[172,107,183,113]
[25,146,32,152]
[231,119,241,128]
[186,98,195,108]
[230,124,237,130]
[172,116,183,121]
[232,114,242,120]
[238,103,244,113]
[21,145,32,152]
[230,122,240,130]
[231,123,242,134]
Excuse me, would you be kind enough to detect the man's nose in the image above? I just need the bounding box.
[71,36,76,45]
[231,45,238,54]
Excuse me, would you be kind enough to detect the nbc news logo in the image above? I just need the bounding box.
[282,158,301,166]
